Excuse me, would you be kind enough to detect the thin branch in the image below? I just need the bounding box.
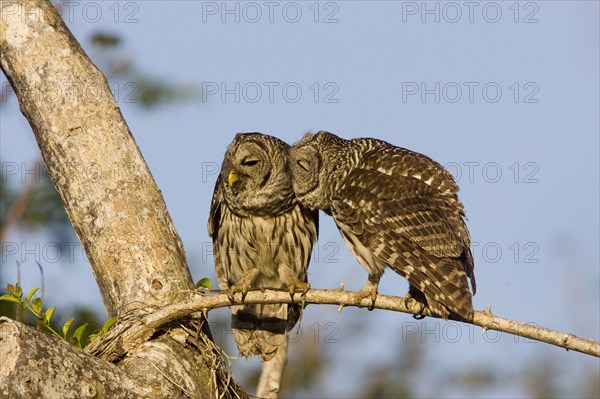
[137,289,599,358]
[256,336,288,399]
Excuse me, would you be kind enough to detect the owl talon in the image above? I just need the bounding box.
[226,287,248,304]
[357,281,378,311]
[226,291,237,304]
[278,264,310,304]
[298,281,311,296]
[367,299,376,311]
[288,281,310,304]
[226,269,260,304]
[405,287,428,319]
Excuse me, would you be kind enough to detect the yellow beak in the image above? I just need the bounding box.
[227,171,239,187]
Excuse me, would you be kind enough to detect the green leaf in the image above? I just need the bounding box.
[90,33,121,48]
[44,307,56,324]
[71,323,89,348]
[14,285,23,299]
[194,278,212,290]
[90,318,118,343]
[0,295,21,304]
[62,318,75,338]
[31,297,43,316]
[25,287,39,304]
[102,317,117,334]
[6,283,15,295]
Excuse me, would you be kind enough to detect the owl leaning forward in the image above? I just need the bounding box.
[208,133,318,360]
[289,131,476,320]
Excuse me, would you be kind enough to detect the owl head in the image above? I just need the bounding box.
[289,131,349,213]
[219,133,295,217]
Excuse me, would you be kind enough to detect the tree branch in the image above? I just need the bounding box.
[256,336,288,399]
[119,289,597,359]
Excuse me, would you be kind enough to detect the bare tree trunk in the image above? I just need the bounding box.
[1,0,191,315]
[0,1,246,397]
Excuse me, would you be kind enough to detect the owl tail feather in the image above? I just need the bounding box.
[389,252,475,320]
[428,257,475,321]
[232,303,289,361]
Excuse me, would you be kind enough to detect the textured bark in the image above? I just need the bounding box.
[0,317,142,399]
[1,315,232,398]
[0,1,246,397]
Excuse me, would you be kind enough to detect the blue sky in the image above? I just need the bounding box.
[1,1,599,397]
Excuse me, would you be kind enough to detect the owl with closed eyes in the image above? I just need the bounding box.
[289,131,476,320]
[208,133,318,360]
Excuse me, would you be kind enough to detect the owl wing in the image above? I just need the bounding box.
[207,175,229,290]
[207,175,222,238]
[331,146,475,306]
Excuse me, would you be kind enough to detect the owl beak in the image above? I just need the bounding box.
[227,171,239,187]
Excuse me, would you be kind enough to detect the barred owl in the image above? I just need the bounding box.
[208,133,318,360]
[289,131,475,320]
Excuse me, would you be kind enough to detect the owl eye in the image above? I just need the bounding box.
[241,157,260,167]
[296,159,310,172]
